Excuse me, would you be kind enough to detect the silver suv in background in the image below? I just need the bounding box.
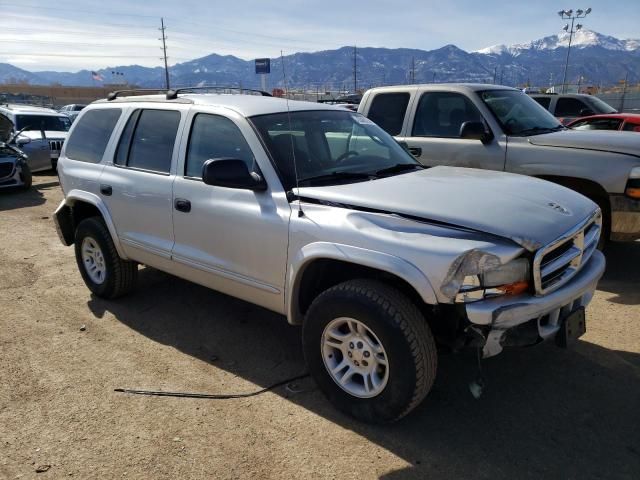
[0,104,71,172]
[530,93,617,124]
[54,89,604,423]
[59,104,87,123]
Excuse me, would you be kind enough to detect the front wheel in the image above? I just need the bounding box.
[18,162,32,190]
[303,279,437,423]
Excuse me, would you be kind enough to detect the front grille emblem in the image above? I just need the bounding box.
[547,202,571,215]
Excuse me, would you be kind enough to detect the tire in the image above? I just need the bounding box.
[18,162,32,191]
[74,217,137,299]
[303,279,437,423]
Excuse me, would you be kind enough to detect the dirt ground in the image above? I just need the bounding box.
[1,173,639,480]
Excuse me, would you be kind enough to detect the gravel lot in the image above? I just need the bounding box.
[1,173,639,479]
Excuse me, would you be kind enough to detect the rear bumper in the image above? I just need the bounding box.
[465,250,605,358]
[610,194,640,241]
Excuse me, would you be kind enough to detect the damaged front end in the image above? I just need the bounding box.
[440,244,605,359]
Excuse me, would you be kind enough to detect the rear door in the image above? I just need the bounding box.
[403,90,506,171]
[99,106,185,265]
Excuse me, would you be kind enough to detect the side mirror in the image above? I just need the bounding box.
[16,136,31,146]
[396,140,411,154]
[202,158,267,191]
[579,108,594,117]
[460,121,493,144]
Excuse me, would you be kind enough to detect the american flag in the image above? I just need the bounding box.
[91,71,104,81]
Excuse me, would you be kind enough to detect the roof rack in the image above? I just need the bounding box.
[165,86,272,100]
[106,89,168,101]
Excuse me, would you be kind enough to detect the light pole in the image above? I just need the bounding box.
[557,8,591,93]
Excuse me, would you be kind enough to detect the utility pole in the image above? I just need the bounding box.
[493,67,497,84]
[499,68,504,85]
[159,17,170,90]
[353,46,357,93]
[557,8,592,93]
[620,72,629,111]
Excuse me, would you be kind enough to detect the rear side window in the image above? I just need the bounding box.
[367,93,410,136]
[64,109,121,163]
[115,109,180,174]
[412,92,481,137]
[185,114,255,178]
[555,98,589,117]
[532,97,551,109]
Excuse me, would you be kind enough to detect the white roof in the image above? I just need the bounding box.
[97,93,343,117]
[0,104,62,115]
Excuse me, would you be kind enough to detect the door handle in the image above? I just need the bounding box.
[408,147,422,157]
[100,184,112,196]
[174,198,191,213]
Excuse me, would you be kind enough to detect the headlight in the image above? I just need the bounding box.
[626,167,640,199]
[456,258,530,303]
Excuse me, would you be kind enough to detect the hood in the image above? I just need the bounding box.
[296,166,597,251]
[20,130,68,140]
[528,129,639,157]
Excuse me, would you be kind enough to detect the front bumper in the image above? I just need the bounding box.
[0,160,24,189]
[610,194,640,241]
[465,250,606,358]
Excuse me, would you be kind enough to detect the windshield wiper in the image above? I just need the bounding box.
[374,163,424,177]
[298,171,375,186]
[515,125,565,136]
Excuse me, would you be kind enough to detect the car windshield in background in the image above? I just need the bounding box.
[480,90,563,136]
[15,114,71,132]
[250,110,420,189]
[585,96,617,114]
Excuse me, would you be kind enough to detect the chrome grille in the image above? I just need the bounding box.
[533,211,601,295]
[49,140,63,151]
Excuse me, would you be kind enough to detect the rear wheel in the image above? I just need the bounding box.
[303,279,437,423]
[74,217,137,298]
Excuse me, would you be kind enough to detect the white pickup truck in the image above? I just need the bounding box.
[358,84,640,244]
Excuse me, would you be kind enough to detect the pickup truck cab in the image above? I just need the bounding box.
[54,89,604,423]
[358,84,640,243]
[530,93,617,124]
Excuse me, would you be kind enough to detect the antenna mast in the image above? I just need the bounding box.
[160,18,170,89]
[353,46,357,93]
[280,51,303,218]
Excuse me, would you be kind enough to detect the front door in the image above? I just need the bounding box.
[171,112,290,312]
[403,91,507,172]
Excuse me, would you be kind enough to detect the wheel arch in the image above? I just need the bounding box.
[57,190,128,259]
[286,242,437,325]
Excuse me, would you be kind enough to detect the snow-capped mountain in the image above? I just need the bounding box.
[476,29,640,56]
[1,30,638,89]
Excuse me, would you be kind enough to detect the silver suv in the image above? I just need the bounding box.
[54,88,605,423]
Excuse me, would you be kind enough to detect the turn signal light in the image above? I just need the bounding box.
[497,281,529,296]
[625,187,640,199]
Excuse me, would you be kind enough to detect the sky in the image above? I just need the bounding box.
[1,0,639,72]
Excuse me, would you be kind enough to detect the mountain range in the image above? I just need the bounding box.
[1,30,638,90]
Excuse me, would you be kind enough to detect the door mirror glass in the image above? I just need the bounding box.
[459,121,493,143]
[202,158,267,191]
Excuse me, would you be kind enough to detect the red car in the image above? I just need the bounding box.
[567,113,640,132]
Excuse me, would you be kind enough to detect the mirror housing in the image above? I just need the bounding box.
[15,136,31,146]
[460,121,493,144]
[202,158,267,191]
[579,108,594,117]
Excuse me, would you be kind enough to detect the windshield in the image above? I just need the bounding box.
[585,96,617,114]
[480,90,562,136]
[250,110,420,189]
[15,114,71,132]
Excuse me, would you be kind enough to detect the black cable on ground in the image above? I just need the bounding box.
[114,373,310,400]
